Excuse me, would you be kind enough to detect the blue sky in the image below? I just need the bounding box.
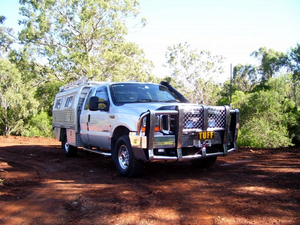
[1,0,300,81]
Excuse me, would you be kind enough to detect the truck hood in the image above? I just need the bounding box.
[113,102,194,115]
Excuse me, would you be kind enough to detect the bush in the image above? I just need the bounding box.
[233,87,293,148]
[23,112,54,137]
[238,116,291,148]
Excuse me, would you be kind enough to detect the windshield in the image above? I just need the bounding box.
[110,83,180,105]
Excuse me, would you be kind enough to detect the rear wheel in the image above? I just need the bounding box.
[62,135,77,157]
[190,156,217,168]
[113,135,143,177]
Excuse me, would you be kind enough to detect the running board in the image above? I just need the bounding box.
[83,148,112,156]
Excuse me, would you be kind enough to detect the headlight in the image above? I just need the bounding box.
[141,117,147,133]
[140,115,172,134]
[160,115,171,132]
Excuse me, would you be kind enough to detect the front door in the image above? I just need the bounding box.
[87,86,111,149]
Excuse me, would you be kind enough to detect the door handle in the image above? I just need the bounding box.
[87,114,90,131]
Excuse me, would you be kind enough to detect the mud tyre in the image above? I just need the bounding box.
[62,135,77,157]
[113,135,143,177]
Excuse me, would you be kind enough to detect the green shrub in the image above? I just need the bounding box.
[233,84,294,148]
[238,116,291,148]
[23,111,54,137]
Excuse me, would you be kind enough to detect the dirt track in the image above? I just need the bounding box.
[0,136,299,225]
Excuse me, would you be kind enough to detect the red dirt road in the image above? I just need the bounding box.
[0,136,299,225]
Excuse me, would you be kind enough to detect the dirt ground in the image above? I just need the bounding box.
[0,136,299,225]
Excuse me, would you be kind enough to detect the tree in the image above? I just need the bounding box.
[164,42,225,104]
[232,64,258,92]
[251,47,288,81]
[233,75,295,148]
[0,16,17,59]
[23,111,54,137]
[0,59,38,135]
[288,43,300,107]
[35,80,65,116]
[18,0,153,82]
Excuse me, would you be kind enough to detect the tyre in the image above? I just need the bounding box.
[190,156,217,169]
[113,135,143,177]
[62,135,77,157]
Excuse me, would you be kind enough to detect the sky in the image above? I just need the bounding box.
[1,0,300,82]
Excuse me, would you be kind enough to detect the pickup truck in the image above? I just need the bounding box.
[52,78,239,177]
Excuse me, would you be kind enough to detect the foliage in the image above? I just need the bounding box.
[288,43,300,81]
[251,47,288,81]
[232,64,258,92]
[0,17,17,58]
[287,107,300,146]
[233,76,295,148]
[164,42,225,104]
[0,59,38,135]
[238,114,290,148]
[18,0,153,82]
[35,80,65,116]
[23,111,54,137]
[288,43,300,107]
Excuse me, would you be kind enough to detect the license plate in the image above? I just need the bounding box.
[198,131,215,140]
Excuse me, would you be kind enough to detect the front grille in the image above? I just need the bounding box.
[207,107,226,129]
[183,107,204,130]
[183,106,226,130]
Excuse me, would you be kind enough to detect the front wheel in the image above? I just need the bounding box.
[190,156,217,169]
[62,135,77,157]
[113,135,143,177]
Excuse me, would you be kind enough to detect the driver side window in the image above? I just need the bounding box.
[84,89,93,110]
[96,87,108,101]
[95,86,109,110]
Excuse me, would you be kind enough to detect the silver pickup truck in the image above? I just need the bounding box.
[52,78,239,177]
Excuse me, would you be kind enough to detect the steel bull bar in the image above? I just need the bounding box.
[129,105,239,162]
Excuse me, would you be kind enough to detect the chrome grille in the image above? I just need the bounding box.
[183,106,226,130]
[183,107,204,130]
[208,107,226,129]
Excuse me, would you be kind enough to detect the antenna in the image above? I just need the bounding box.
[230,63,232,103]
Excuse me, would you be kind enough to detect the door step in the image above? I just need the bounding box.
[83,147,112,156]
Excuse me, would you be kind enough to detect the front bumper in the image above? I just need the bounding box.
[129,132,238,162]
[129,106,239,162]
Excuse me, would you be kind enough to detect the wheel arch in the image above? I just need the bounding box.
[111,126,130,151]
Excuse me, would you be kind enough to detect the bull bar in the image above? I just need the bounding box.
[129,105,239,162]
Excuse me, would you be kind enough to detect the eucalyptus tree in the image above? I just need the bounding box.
[0,59,38,135]
[164,42,225,104]
[232,64,258,92]
[0,16,17,58]
[18,0,153,82]
[251,47,288,81]
[288,43,300,107]
[233,75,294,148]
[289,43,300,80]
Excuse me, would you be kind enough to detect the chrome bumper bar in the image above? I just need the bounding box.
[130,105,239,162]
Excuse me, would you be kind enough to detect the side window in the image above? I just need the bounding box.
[84,90,93,110]
[55,98,62,109]
[96,87,108,101]
[64,96,73,108]
[95,87,109,110]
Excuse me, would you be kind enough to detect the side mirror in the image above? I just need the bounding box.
[89,96,110,111]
